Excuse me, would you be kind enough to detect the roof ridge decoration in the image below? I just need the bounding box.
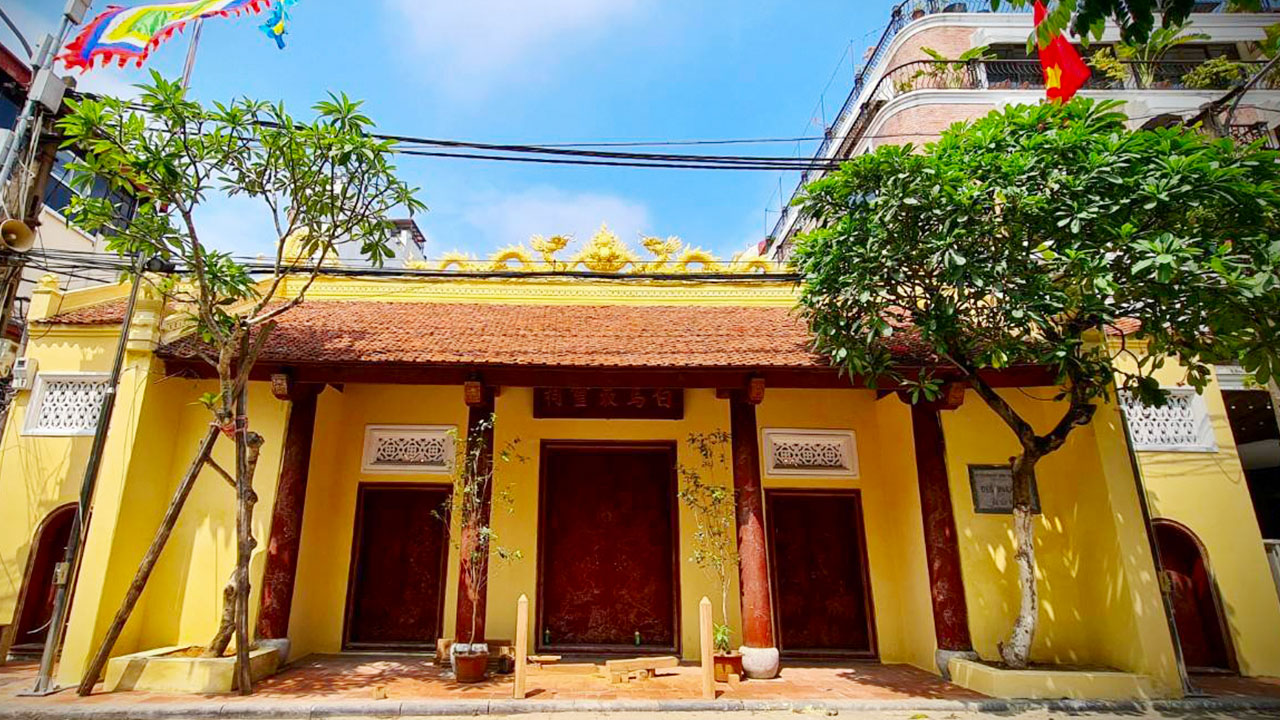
[407,224,778,275]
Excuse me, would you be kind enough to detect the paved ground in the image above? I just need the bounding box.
[2,656,1279,718]
[0,655,982,706]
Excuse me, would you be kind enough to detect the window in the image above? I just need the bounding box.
[22,373,110,436]
[761,428,859,478]
[360,425,455,474]
[42,149,137,229]
[1120,388,1218,452]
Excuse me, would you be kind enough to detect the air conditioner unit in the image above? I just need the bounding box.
[12,357,37,391]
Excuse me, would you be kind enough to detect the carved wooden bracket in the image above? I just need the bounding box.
[715,376,765,404]
[270,372,293,401]
[898,381,967,411]
[464,379,485,407]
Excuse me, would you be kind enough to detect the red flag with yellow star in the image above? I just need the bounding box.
[1034,1,1090,102]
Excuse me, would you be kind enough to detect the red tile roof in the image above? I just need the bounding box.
[156,300,937,369]
[1106,317,1142,336]
[42,299,129,325]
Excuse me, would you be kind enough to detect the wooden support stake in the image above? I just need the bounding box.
[699,596,714,700]
[513,594,528,699]
[77,424,221,695]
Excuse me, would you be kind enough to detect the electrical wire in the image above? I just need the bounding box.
[0,7,33,59]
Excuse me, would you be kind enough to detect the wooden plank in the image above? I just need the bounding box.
[513,595,528,699]
[699,597,714,699]
[603,655,678,673]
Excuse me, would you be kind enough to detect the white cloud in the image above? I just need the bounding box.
[71,67,145,100]
[384,0,644,95]
[445,186,651,255]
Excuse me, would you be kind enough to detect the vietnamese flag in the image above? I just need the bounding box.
[1034,1,1090,102]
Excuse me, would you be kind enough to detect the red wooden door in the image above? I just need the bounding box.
[1154,522,1236,672]
[344,485,450,650]
[767,491,877,658]
[538,443,679,653]
[11,505,76,654]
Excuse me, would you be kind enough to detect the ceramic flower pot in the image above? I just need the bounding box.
[713,652,744,683]
[453,651,489,683]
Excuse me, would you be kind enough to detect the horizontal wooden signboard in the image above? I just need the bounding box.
[534,387,684,420]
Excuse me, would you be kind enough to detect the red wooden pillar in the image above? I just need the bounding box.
[256,384,321,641]
[454,384,495,644]
[729,387,780,678]
[909,401,974,666]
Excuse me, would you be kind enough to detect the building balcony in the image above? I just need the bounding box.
[768,0,1280,252]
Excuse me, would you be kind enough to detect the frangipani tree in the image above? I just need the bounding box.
[59,72,423,694]
[792,99,1280,668]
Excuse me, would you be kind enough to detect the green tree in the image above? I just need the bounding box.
[676,431,737,654]
[59,73,423,695]
[995,0,1265,46]
[791,99,1280,668]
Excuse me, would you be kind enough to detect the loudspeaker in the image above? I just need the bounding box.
[0,218,34,253]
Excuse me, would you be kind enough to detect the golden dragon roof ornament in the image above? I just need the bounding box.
[409,224,779,275]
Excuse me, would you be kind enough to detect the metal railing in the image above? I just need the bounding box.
[771,0,1280,251]
[772,58,1273,254]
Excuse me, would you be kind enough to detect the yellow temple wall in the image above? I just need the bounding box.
[287,383,468,661]
[940,389,1180,694]
[0,330,120,628]
[1131,365,1280,677]
[753,389,937,673]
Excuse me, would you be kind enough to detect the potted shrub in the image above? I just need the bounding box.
[439,415,524,683]
[1181,56,1250,89]
[676,431,742,683]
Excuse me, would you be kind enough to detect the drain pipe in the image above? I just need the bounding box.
[23,260,142,695]
[1119,407,1198,697]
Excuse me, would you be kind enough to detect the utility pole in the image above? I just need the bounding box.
[0,0,92,382]
[0,0,93,693]
[0,0,91,188]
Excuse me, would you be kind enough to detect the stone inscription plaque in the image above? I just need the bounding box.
[967,464,1041,514]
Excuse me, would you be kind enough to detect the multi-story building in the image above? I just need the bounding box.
[771,0,1280,258]
[768,0,1280,679]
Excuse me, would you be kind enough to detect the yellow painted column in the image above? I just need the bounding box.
[55,287,177,687]
[1087,399,1182,696]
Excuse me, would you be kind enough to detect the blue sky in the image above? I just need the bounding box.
[6,0,896,260]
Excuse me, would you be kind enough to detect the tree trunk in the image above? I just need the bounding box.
[1268,380,1280,438]
[233,375,263,695]
[999,452,1040,669]
[204,574,236,657]
[76,425,221,695]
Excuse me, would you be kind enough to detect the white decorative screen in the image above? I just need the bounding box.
[23,373,110,436]
[762,428,859,478]
[1120,389,1217,453]
[361,425,455,474]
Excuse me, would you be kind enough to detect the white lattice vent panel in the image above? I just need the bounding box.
[762,428,859,478]
[1120,388,1217,452]
[22,374,109,436]
[361,425,455,474]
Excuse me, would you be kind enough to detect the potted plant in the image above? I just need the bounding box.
[676,431,742,683]
[439,415,524,683]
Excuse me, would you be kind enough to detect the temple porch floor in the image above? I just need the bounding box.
[3,655,1280,714]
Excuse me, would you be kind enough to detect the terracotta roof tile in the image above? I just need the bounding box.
[1106,317,1142,336]
[42,299,129,325]
[158,300,937,369]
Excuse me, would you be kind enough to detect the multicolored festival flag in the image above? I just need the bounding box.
[1033,1,1090,102]
[59,0,276,72]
